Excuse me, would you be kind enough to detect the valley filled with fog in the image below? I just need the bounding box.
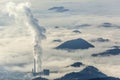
[0,0,120,80]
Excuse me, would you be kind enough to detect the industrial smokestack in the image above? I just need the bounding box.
[34,58,36,73]
[6,2,46,74]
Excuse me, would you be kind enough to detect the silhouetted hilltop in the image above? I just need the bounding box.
[99,22,120,28]
[73,30,81,33]
[89,77,120,80]
[48,6,69,12]
[53,39,62,43]
[90,38,110,42]
[55,38,94,50]
[70,62,84,67]
[92,48,120,57]
[32,77,48,80]
[55,66,107,80]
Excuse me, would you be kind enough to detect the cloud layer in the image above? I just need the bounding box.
[0,0,120,79]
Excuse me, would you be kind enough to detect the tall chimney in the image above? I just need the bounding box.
[34,58,36,73]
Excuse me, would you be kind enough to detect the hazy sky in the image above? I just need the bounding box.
[1,0,120,16]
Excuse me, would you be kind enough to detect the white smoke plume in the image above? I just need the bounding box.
[6,2,46,72]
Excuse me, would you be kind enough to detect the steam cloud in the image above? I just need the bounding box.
[6,2,46,72]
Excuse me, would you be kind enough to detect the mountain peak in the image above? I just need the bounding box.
[55,38,95,50]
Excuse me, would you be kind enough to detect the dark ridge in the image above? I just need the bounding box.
[76,24,91,28]
[53,39,62,43]
[32,77,48,80]
[100,22,120,28]
[90,38,110,42]
[73,30,81,33]
[54,26,59,28]
[48,6,69,12]
[112,46,120,49]
[88,77,120,80]
[92,48,120,57]
[55,38,94,50]
[101,22,112,27]
[55,66,107,80]
[70,62,84,67]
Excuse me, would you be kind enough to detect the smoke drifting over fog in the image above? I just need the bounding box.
[0,0,119,79]
[6,2,46,72]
